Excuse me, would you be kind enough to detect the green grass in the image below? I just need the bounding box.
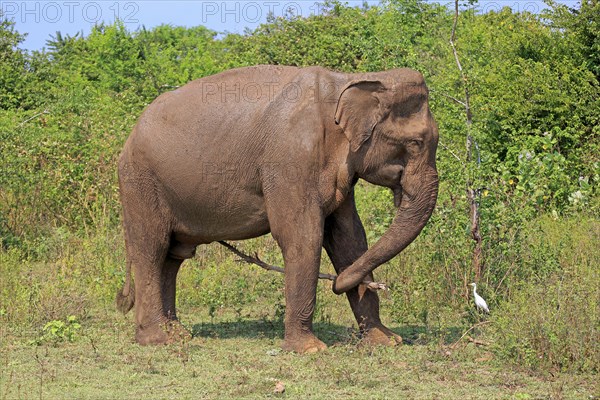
[1,215,598,398]
[1,308,597,399]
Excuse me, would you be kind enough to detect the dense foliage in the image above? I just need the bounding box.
[1,0,598,373]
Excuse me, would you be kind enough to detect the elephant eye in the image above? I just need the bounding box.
[406,139,423,149]
[383,130,404,145]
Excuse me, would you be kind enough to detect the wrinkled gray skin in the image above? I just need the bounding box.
[117,65,439,353]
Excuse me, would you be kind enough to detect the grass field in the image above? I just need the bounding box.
[1,254,598,400]
[2,307,597,399]
[1,214,599,399]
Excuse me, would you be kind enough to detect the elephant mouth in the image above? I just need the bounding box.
[391,165,405,207]
[392,186,403,207]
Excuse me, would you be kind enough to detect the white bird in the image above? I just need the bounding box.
[470,283,489,313]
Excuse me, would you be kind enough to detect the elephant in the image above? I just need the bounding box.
[116,65,439,353]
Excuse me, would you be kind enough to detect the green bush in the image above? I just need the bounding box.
[32,315,82,346]
[490,217,599,372]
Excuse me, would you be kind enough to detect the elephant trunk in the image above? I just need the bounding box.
[332,164,438,294]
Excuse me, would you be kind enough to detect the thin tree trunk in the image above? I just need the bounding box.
[449,0,483,282]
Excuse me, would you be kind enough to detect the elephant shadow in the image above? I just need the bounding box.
[190,319,462,346]
[190,319,355,346]
[191,319,284,341]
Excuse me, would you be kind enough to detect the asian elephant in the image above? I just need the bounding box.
[116,65,439,353]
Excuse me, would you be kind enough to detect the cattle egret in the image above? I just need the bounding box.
[469,283,489,313]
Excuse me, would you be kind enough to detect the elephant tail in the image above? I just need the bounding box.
[116,260,135,314]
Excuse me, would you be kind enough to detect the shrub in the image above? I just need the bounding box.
[31,315,82,346]
[490,217,599,372]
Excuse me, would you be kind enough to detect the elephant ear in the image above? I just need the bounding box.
[334,80,385,153]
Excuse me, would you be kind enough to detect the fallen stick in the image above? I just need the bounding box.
[467,336,489,346]
[19,109,50,126]
[217,241,389,292]
[449,320,491,349]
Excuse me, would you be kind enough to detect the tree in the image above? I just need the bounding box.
[546,0,600,78]
[0,18,27,109]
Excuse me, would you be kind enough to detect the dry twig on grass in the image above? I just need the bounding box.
[218,241,389,292]
[449,320,491,349]
[467,336,489,347]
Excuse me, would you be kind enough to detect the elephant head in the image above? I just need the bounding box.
[332,69,439,294]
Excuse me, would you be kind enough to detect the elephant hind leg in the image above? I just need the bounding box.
[119,173,189,345]
[125,224,190,345]
[133,255,190,346]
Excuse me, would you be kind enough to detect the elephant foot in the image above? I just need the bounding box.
[360,325,403,347]
[282,332,327,354]
[136,319,191,346]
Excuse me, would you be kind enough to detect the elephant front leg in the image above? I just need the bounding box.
[323,192,402,346]
[280,243,328,354]
[345,279,402,346]
[267,199,327,353]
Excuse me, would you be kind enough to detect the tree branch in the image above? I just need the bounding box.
[450,0,472,130]
[449,0,484,282]
[429,89,467,108]
[438,140,463,163]
[19,110,50,126]
[449,320,491,349]
[218,241,389,292]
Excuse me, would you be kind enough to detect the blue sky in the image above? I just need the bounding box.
[2,0,579,51]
